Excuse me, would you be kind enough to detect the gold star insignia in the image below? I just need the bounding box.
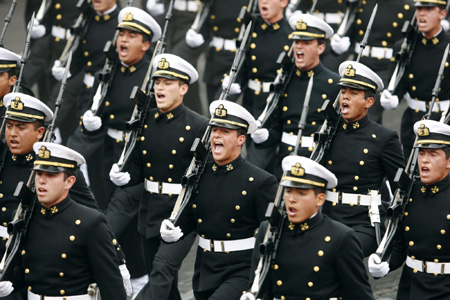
[121,66,126,73]
[273,23,280,30]
[154,112,160,119]
[261,23,268,30]
[432,37,439,45]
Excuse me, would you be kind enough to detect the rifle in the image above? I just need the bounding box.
[336,0,361,37]
[115,0,176,171]
[0,0,17,48]
[386,11,418,94]
[376,43,450,262]
[190,0,212,33]
[59,0,94,66]
[0,52,73,280]
[249,76,314,298]
[168,21,253,226]
[236,0,259,44]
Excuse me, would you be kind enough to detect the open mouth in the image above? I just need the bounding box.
[421,166,430,176]
[287,206,297,217]
[213,141,224,152]
[119,45,128,56]
[418,18,427,27]
[296,51,304,61]
[341,102,350,114]
[260,6,268,14]
[156,93,165,101]
[37,187,47,196]
[9,140,19,147]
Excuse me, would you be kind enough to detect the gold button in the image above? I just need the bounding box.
[393,22,398,28]
[437,244,442,250]
[75,220,81,225]
[169,164,174,169]
[213,26,218,31]
[146,163,151,167]
[210,15,215,19]
[328,160,332,165]
[308,282,313,287]
[412,86,416,91]
[252,32,257,38]
[312,121,316,125]
[179,137,184,142]
[84,51,89,57]
[112,239,117,245]
[363,149,368,154]
[354,176,359,181]
[59,272,64,277]
[234,27,239,33]
[226,233,231,237]
[192,204,197,209]
[242,191,247,196]
[70,235,75,241]
[324,236,331,242]
[250,43,256,49]
[405,226,410,231]
[287,146,293,151]
[21,250,26,255]
[1,207,5,212]
[372,134,376,138]
[273,264,279,270]
[168,178,173,183]
[318,250,324,256]
[277,280,282,286]
[356,19,362,25]
[172,150,177,155]
[359,161,364,166]
[328,79,333,84]
[282,106,288,111]
[185,126,191,131]
[60,290,65,296]
[55,37,61,42]
[230,219,235,223]
[235,205,240,210]
[409,241,414,246]
[251,55,256,61]
[87,61,92,67]
[287,120,291,125]
[109,114,114,119]
[56,14,62,20]
[441,229,446,235]
[249,177,254,182]
[387,32,392,38]
[359,30,364,36]
[252,68,257,73]
[404,212,409,217]
[398,13,404,19]
[382,41,387,47]
[197,219,202,223]
[314,266,319,272]
[447,214,450,220]
[105,101,110,106]
[25,268,30,274]
[2,222,6,226]
[142,150,147,155]
[140,136,145,141]
[55,3,61,9]
[322,94,327,99]
[404,4,410,9]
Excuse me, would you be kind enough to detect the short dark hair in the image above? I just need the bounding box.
[444,146,450,159]
[33,120,44,130]
[63,168,77,180]
[7,68,17,78]
[312,186,327,195]
[237,127,247,137]
[317,38,326,46]
[364,89,375,99]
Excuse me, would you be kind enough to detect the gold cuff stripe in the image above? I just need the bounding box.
[6,111,45,120]
[291,32,325,38]
[282,176,326,188]
[153,70,190,81]
[34,161,75,169]
[416,139,450,145]
[210,118,248,129]
[415,0,447,4]
[118,22,151,35]
[340,78,376,90]
[0,64,17,68]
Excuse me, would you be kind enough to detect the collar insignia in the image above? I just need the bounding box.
[154,112,160,119]
[417,124,430,136]
[215,104,227,117]
[226,164,233,171]
[433,37,439,45]
[26,154,33,161]
[51,206,58,214]
[421,186,426,194]
[38,146,50,159]
[431,186,439,194]
[343,123,347,130]
[120,66,126,73]
[41,207,46,215]
[11,97,24,111]
[296,69,301,77]
[291,162,305,177]
[11,154,17,162]
[353,122,360,129]
[308,70,314,77]
[167,113,174,120]
[123,12,133,21]
[344,65,356,77]
[296,19,307,31]
[288,222,295,230]
[158,58,170,70]
[273,23,280,30]
[301,222,309,231]
[261,23,268,30]
[129,66,136,73]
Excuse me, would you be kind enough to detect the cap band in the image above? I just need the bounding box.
[34,161,75,169]
[6,111,45,120]
[118,21,151,35]
[291,32,325,38]
[0,64,17,68]
[153,70,190,81]
[210,118,248,129]
[281,175,326,188]
[340,78,376,90]
[415,0,446,4]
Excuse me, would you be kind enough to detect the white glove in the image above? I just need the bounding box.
[330,34,351,55]
[185,29,205,48]
[240,292,256,300]
[380,89,399,110]
[52,60,72,81]
[119,264,133,298]
[160,219,183,243]
[146,0,165,16]
[82,110,102,132]
[109,163,131,186]
[29,19,46,39]
[251,128,269,144]
[368,253,390,278]
[0,281,13,297]
[222,76,241,95]
[442,19,450,32]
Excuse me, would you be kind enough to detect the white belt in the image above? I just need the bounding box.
[314,12,342,24]
[405,93,450,113]
[281,132,314,148]
[144,179,182,195]
[198,235,256,252]
[0,226,8,239]
[355,42,393,60]
[83,73,95,88]
[326,190,381,207]
[28,291,92,300]
[174,0,199,11]
[406,256,450,275]
[107,128,125,141]
[248,79,273,93]
[51,25,71,40]
[210,36,237,51]
[275,298,339,300]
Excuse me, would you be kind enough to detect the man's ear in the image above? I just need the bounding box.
[65,175,76,190]
[142,40,151,52]
[237,134,246,146]
[317,43,326,56]
[365,97,375,109]
[36,126,46,140]
[316,192,326,207]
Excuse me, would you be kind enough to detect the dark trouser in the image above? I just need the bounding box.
[136,232,196,300]
[245,139,276,173]
[193,277,248,300]
[354,230,378,258]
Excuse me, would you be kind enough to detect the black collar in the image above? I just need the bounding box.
[211,155,244,175]
[342,114,370,133]
[296,61,324,79]
[420,175,450,197]
[39,196,72,218]
[154,103,186,122]
[286,211,324,235]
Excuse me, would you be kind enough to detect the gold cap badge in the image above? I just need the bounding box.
[296,19,307,31]
[38,146,50,159]
[344,65,356,77]
[123,12,133,21]
[215,104,227,117]
[418,124,430,136]
[291,163,305,177]
[158,58,170,70]
[11,97,24,111]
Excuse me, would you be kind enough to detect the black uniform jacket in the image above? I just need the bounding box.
[179,155,278,292]
[258,62,340,177]
[126,104,209,238]
[389,176,450,299]
[251,213,375,300]
[10,196,126,299]
[322,115,405,236]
